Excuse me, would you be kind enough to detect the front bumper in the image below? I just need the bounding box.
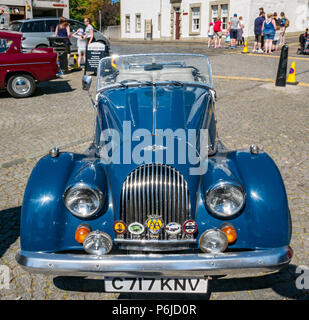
[16,246,292,278]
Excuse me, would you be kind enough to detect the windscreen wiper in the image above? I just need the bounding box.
[119,80,154,87]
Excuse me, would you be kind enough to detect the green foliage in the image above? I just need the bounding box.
[69,0,120,27]
[69,0,88,22]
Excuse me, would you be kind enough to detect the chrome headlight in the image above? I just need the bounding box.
[199,229,228,253]
[206,182,245,218]
[64,184,103,218]
[83,231,113,255]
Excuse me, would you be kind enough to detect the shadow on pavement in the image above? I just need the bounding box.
[53,264,309,300]
[0,207,21,258]
[36,80,75,96]
[210,265,309,299]
[0,80,74,99]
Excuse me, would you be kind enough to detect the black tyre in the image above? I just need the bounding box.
[7,74,36,98]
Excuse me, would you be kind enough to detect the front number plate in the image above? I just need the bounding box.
[104,277,208,293]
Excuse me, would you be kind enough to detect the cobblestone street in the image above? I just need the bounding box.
[0,41,308,300]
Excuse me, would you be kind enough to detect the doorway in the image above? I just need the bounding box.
[174,7,180,40]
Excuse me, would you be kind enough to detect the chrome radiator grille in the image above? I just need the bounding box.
[120,164,191,238]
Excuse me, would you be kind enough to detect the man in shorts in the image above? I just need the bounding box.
[253,11,265,53]
[230,13,239,48]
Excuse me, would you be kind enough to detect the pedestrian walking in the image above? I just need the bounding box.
[208,22,214,48]
[229,13,239,49]
[252,11,265,53]
[213,18,222,48]
[272,12,281,52]
[262,13,276,54]
[237,16,244,46]
[73,28,87,68]
[55,17,71,63]
[279,12,289,45]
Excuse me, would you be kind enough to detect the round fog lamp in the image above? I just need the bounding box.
[83,231,113,255]
[199,229,228,253]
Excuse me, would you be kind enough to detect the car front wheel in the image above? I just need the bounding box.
[7,74,36,98]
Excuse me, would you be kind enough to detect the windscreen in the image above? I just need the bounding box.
[98,53,213,90]
[9,22,22,32]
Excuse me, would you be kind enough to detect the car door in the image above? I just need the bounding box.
[21,20,49,49]
[45,19,59,45]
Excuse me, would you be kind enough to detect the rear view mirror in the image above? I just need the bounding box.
[82,75,92,91]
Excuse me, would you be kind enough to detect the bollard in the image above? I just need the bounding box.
[275,45,289,87]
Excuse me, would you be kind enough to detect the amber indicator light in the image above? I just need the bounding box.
[221,224,237,244]
[75,224,91,244]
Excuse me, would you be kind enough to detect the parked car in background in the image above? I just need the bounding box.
[9,17,110,54]
[0,31,58,98]
[17,53,293,294]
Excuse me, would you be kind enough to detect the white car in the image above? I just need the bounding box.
[10,17,110,54]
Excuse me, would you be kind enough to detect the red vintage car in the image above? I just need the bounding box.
[0,31,58,98]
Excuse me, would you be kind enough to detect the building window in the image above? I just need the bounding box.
[125,15,130,33]
[211,5,218,23]
[192,7,200,32]
[221,4,228,31]
[210,2,229,32]
[135,14,141,32]
[189,4,201,34]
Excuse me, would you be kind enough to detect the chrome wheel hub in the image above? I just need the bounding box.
[12,77,31,95]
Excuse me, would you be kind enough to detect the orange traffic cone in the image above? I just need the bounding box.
[242,41,248,54]
[287,61,298,85]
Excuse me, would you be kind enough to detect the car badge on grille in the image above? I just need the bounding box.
[113,220,127,234]
[145,216,164,235]
[128,222,145,235]
[165,222,182,236]
[183,220,198,234]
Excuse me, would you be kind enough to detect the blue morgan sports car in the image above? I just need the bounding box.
[17,54,292,294]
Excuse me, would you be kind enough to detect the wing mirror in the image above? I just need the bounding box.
[82,75,96,110]
[82,75,92,91]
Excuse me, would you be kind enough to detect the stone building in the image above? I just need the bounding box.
[120,0,309,40]
[0,0,69,26]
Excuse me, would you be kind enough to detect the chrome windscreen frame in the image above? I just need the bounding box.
[96,53,214,94]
